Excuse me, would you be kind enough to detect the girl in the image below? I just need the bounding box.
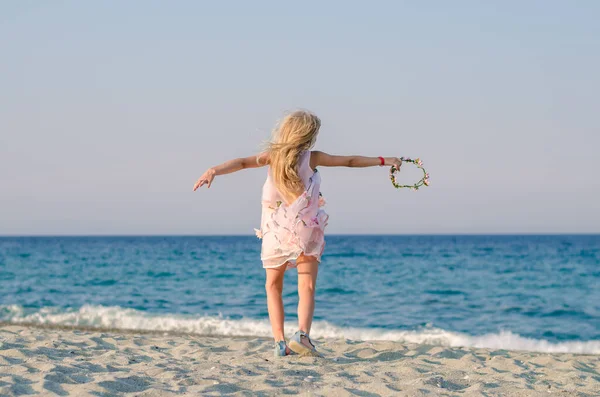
[193,110,402,357]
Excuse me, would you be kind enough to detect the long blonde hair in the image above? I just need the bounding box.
[267,110,321,203]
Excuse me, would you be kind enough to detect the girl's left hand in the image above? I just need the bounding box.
[387,157,402,171]
[193,168,216,191]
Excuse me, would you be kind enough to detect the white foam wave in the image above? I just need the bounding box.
[1,304,598,354]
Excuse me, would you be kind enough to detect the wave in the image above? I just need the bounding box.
[1,304,599,354]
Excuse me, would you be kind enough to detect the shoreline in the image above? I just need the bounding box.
[2,319,599,356]
[0,321,273,341]
[1,324,599,396]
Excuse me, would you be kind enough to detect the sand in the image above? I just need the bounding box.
[0,325,599,396]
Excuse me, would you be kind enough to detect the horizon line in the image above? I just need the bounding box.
[1,233,599,238]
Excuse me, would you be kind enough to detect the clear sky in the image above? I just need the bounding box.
[1,1,598,235]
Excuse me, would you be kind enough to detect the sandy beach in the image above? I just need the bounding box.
[0,325,598,396]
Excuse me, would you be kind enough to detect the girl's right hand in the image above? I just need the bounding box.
[193,168,216,191]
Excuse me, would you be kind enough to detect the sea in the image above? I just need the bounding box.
[1,235,599,354]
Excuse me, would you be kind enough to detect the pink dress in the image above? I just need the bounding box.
[255,150,329,269]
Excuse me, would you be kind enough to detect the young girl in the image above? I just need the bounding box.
[193,110,402,357]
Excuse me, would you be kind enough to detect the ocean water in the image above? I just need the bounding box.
[1,235,599,354]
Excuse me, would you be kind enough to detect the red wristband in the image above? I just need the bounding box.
[378,156,385,166]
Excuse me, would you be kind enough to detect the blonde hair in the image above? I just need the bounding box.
[267,110,321,203]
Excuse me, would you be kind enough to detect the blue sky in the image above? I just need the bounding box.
[1,1,598,235]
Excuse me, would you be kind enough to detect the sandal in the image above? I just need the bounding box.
[273,340,292,357]
[289,330,318,356]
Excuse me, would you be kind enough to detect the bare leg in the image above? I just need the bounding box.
[265,264,288,344]
[297,255,319,338]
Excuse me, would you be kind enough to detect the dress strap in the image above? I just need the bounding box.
[300,150,312,172]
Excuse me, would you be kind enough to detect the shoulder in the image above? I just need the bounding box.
[310,150,331,161]
[310,150,325,160]
[309,150,325,169]
[256,152,270,166]
[309,151,353,167]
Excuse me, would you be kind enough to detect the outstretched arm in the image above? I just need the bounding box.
[311,151,402,170]
[193,153,269,191]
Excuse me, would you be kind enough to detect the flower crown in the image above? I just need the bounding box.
[389,157,430,191]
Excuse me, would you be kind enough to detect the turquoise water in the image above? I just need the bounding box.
[1,235,599,353]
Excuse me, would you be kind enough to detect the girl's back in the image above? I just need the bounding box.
[262,150,314,207]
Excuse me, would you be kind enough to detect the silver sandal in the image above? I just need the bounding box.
[289,330,318,356]
[274,340,291,357]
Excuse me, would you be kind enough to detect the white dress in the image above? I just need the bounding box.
[255,150,329,269]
